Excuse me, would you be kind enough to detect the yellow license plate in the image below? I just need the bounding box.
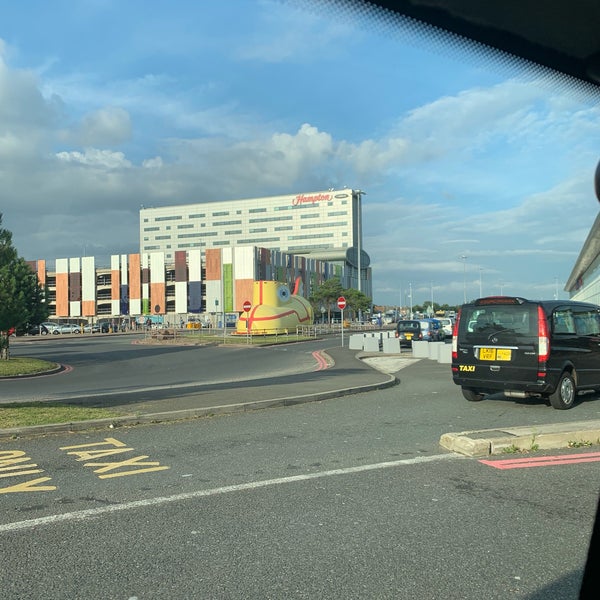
[405,333,413,340]
[479,348,512,361]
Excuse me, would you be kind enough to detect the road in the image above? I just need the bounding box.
[1,336,599,598]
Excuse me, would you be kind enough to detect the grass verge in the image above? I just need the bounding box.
[0,402,125,429]
[0,356,59,377]
[0,357,125,429]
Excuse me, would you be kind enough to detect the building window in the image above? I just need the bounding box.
[249,216,292,223]
[301,222,346,229]
[249,208,267,213]
[213,220,242,226]
[144,227,160,232]
[155,215,183,221]
[237,237,280,244]
[212,211,229,216]
[177,232,217,239]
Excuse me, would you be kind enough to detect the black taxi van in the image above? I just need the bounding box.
[451,296,600,409]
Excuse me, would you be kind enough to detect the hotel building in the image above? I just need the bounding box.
[29,188,372,322]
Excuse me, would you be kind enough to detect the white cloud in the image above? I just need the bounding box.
[55,148,132,169]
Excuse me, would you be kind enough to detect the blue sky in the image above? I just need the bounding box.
[1,0,600,307]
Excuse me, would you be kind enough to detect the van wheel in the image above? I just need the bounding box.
[462,387,484,402]
[549,372,576,410]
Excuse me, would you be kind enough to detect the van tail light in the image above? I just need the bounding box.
[537,305,550,366]
[452,310,461,359]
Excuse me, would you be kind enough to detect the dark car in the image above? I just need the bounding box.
[452,296,600,410]
[14,323,50,336]
[394,320,424,347]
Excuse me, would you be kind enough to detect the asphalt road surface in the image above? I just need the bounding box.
[1,336,599,598]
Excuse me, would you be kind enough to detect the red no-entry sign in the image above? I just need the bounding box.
[243,300,252,312]
[337,296,346,310]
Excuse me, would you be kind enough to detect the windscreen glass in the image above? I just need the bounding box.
[460,305,537,338]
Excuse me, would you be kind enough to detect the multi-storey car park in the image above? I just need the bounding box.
[26,189,372,325]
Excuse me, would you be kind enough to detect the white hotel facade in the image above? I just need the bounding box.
[140,188,371,297]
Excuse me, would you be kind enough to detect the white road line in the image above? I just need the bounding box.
[0,453,462,533]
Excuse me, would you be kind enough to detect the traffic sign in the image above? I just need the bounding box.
[243,300,252,312]
[337,296,346,310]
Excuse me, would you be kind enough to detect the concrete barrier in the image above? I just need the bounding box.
[349,334,365,350]
[428,342,445,360]
[363,337,381,352]
[438,343,452,364]
[382,338,402,354]
[412,340,430,358]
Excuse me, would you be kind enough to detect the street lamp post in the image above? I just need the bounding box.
[355,190,366,323]
[460,255,468,303]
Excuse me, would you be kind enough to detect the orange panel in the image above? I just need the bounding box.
[129,254,141,300]
[55,272,69,317]
[150,282,165,314]
[82,300,96,316]
[111,269,120,300]
[205,248,221,280]
[234,279,254,311]
[38,260,46,285]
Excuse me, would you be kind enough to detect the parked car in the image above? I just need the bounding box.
[41,321,61,334]
[395,320,424,347]
[26,323,50,335]
[83,323,101,333]
[418,318,445,341]
[56,323,82,334]
[436,317,454,339]
[452,296,600,409]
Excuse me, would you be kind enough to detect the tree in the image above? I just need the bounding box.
[342,287,372,321]
[0,214,49,359]
[309,277,343,323]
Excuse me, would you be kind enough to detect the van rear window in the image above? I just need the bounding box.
[460,305,536,337]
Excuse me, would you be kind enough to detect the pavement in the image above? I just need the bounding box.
[3,345,600,456]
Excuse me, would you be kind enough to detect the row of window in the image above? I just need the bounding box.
[143,213,347,232]
[144,221,347,237]
[142,199,349,223]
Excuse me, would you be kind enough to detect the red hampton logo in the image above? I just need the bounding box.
[292,193,332,206]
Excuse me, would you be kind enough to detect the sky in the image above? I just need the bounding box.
[1,0,600,308]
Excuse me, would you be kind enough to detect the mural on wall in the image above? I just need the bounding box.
[236,278,313,335]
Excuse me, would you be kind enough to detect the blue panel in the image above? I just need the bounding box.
[188,281,202,313]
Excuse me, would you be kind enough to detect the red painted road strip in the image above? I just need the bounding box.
[312,350,329,371]
[480,452,600,470]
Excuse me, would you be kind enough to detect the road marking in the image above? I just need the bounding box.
[0,451,56,494]
[0,453,461,533]
[60,437,170,479]
[480,451,600,470]
[312,350,330,371]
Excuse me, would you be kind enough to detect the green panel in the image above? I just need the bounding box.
[223,263,233,312]
[142,299,150,315]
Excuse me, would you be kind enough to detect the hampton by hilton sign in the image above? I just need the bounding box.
[291,192,349,206]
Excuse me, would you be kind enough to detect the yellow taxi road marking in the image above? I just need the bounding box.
[0,477,56,494]
[60,437,169,479]
[0,453,461,533]
[0,451,56,494]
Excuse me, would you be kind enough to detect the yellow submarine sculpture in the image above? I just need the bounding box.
[236,278,313,335]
